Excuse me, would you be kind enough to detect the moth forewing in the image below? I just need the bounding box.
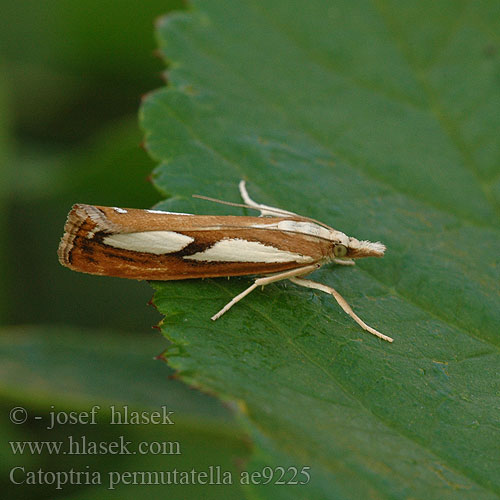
[58,181,392,342]
[58,204,330,281]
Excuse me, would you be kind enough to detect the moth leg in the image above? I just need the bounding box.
[211,264,318,321]
[332,258,355,266]
[288,277,393,342]
[239,180,299,218]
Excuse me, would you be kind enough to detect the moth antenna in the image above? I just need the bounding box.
[193,194,303,221]
[193,192,334,231]
[193,194,267,212]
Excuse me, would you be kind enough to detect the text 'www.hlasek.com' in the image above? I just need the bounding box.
[8,404,311,490]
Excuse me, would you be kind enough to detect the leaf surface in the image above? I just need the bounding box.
[141,1,500,498]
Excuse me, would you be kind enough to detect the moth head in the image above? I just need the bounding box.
[329,230,385,259]
[345,237,386,258]
[333,244,348,258]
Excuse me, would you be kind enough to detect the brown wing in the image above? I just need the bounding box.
[58,204,332,280]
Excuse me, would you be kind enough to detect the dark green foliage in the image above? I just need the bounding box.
[141,1,500,498]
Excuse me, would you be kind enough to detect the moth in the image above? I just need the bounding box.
[58,181,393,342]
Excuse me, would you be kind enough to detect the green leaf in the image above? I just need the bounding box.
[141,1,500,498]
[0,326,248,499]
[0,325,229,418]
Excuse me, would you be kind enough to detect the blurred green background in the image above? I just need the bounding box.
[1,1,249,498]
